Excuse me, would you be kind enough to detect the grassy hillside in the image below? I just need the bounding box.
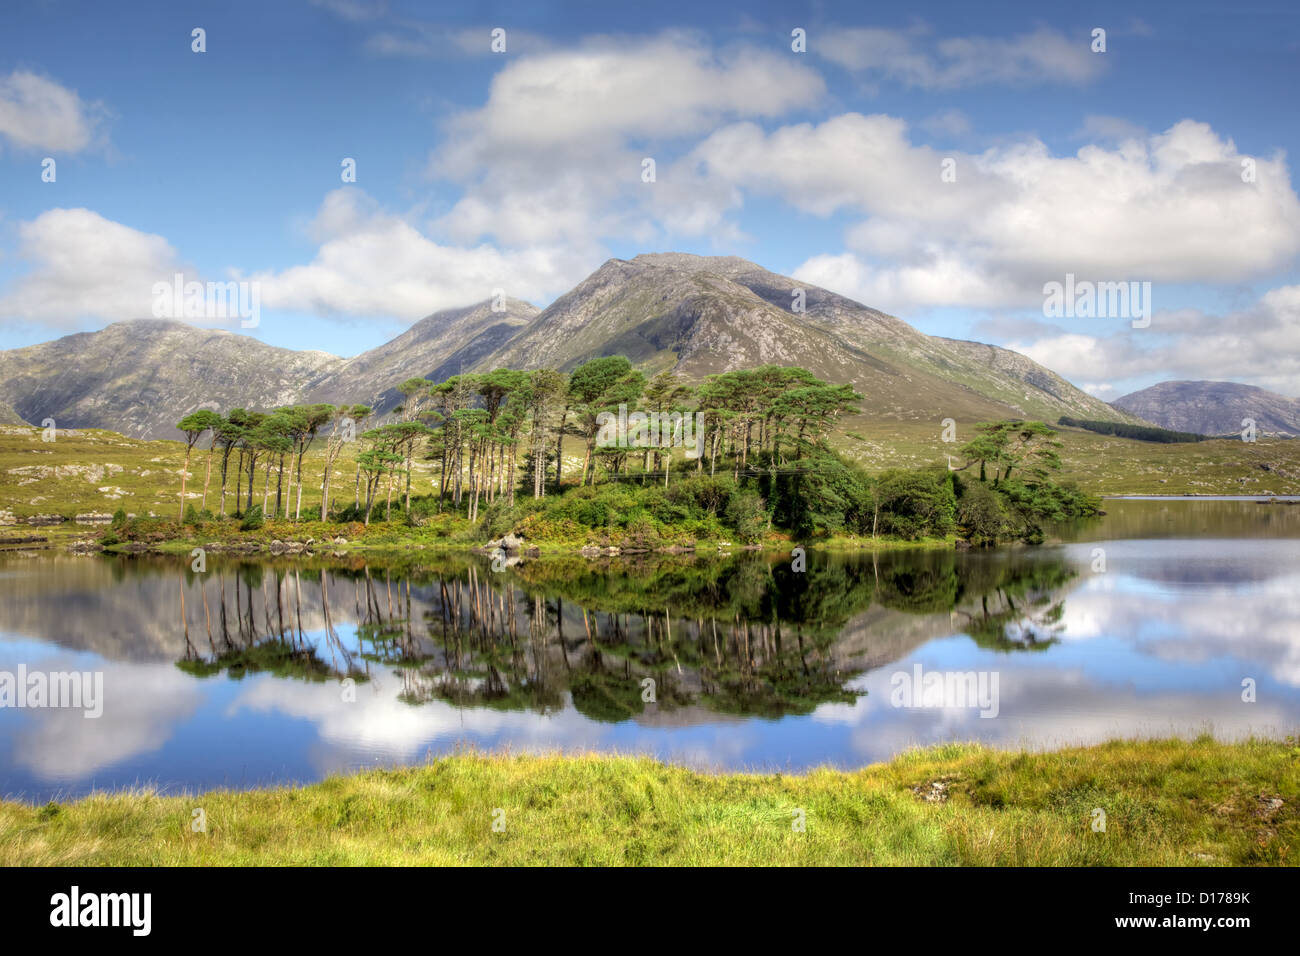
[2,737,1294,865]
[3,420,1299,526]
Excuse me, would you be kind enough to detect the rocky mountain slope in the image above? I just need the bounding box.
[1112,381,1300,437]
[0,320,343,440]
[309,298,538,413]
[0,254,1134,439]
[0,400,27,426]
[483,253,1135,424]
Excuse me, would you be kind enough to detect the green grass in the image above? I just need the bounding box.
[833,420,1300,496]
[2,736,1295,866]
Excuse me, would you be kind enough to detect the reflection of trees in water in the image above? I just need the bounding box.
[949,559,1074,652]
[169,549,1078,719]
[175,562,367,683]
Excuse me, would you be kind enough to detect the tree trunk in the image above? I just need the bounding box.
[294,449,306,521]
[178,445,193,519]
[554,408,568,494]
[200,440,215,512]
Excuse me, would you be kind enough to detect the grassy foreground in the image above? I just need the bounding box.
[2,737,1295,866]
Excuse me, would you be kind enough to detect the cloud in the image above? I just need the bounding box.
[309,0,389,21]
[819,25,1104,89]
[0,208,200,327]
[920,109,972,138]
[0,71,105,153]
[248,188,587,319]
[431,32,824,248]
[1008,285,1300,395]
[667,115,1300,314]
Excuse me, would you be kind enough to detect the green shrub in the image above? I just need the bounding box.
[724,489,767,543]
[240,505,264,531]
[873,468,956,540]
[956,478,1006,546]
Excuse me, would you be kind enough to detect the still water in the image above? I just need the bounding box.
[2,498,1298,800]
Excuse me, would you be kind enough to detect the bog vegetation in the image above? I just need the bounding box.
[123,359,1098,549]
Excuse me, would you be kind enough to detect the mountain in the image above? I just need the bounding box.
[481,253,1133,423]
[309,298,538,414]
[0,300,537,440]
[0,253,1132,439]
[0,320,343,440]
[1112,381,1300,437]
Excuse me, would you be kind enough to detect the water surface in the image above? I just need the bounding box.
[2,497,1298,800]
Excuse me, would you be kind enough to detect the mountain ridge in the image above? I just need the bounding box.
[0,254,1136,439]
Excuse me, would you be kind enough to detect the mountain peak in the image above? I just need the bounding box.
[628,252,762,274]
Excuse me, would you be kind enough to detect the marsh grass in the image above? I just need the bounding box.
[2,736,1294,866]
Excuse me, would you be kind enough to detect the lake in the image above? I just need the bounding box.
[2,497,1299,801]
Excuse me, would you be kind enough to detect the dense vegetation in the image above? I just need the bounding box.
[1057,416,1208,444]
[157,360,1099,549]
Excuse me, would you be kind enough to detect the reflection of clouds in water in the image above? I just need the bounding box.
[827,662,1298,764]
[5,659,199,781]
[230,676,766,776]
[232,677,603,759]
[1061,568,1300,686]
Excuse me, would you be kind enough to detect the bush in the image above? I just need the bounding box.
[332,503,366,523]
[956,478,1006,546]
[665,475,735,518]
[183,504,200,526]
[873,469,956,540]
[724,489,767,543]
[240,505,264,531]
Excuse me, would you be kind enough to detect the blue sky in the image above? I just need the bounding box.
[2,0,1299,399]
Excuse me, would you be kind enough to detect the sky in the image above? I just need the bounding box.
[1,0,1299,400]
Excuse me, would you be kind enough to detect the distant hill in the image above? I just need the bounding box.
[1112,381,1300,437]
[0,253,1134,439]
[0,320,343,440]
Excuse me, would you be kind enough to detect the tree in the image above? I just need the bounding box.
[176,410,220,519]
[357,430,402,525]
[216,409,255,516]
[387,420,433,512]
[290,404,333,521]
[958,421,1063,486]
[396,379,435,510]
[522,369,567,498]
[255,413,295,516]
[430,376,477,509]
[566,356,645,486]
[642,370,692,486]
[234,410,268,512]
[320,404,369,518]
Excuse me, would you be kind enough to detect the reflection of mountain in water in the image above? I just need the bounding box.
[0,550,1080,725]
